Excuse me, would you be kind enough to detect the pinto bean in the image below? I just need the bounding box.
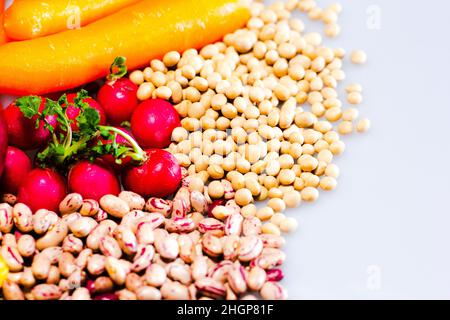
[36,220,68,250]
[17,234,36,258]
[100,195,130,218]
[13,203,33,233]
[119,191,145,211]
[59,193,83,215]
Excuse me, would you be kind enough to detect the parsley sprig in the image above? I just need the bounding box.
[15,90,147,171]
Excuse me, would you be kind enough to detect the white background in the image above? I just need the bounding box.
[2,0,450,299]
[276,0,450,299]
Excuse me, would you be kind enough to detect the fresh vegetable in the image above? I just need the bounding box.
[97,57,138,125]
[0,0,7,45]
[4,98,58,150]
[0,0,250,95]
[131,99,181,149]
[68,161,121,201]
[17,168,67,212]
[0,107,7,177]
[97,126,133,171]
[0,147,32,194]
[4,0,141,41]
[15,90,147,171]
[123,149,181,198]
[65,93,107,131]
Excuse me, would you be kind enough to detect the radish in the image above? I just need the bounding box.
[65,93,107,131]
[96,126,133,171]
[17,168,67,212]
[123,149,181,198]
[4,98,58,150]
[0,108,7,177]
[0,147,32,194]
[68,161,121,201]
[98,57,138,125]
[131,99,181,149]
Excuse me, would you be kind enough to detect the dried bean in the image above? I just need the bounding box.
[246,266,266,291]
[69,217,98,238]
[99,236,122,258]
[72,287,91,300]
[260,282,287,300]
[62,234,84,254]
[145,264,167,287]
[190,191,208,213]
[59,193,83,215]
[119,191,145,211]
[33,209,58,234]
[201,233,223,257]
[0,203,13,233]
[12,203,33,233]
[1,245,24,272]
[136,286,162,300]
[237,236,263,262]
[17,234,36,258]
[105,257,128,285]
[242,216,262,236]
[32,284,62,300]
[145,198,173,217]
[36,220,68,250]
[100,195,130,218]
[2,279,25,300]
[80,199,100,217]
[125,273,144,293]
[47,266,61,285]
[75,248,93,269]
[136,222,155,245]
[224,213,243,236]
[132,245,155,272]
[87,254,106,276]
[114,226,138,255]
[165,217,196,233]
[195,278,226,299]
[161,281,190,300]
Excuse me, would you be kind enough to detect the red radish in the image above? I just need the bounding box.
[68,161,121,201]
[98,78,138,125]
[131,99,181,149]
[0,147,32,194]
[65,93,107,131]
[97,127,133,171]
[17,168,67,212]
[4,99,58,150]
[0,108,7,177]
[97,57,139,125]
[123,149,181,198]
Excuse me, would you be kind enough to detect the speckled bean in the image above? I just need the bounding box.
[69,217,98,238]
[223,235,240,261]
[161,281,190,300]
[145,198,173,217]
[167,263,192,285]
[20,268,36,288]
[59,252,78,278]
[238,236,263,262]
[242,216,262,236]
[47,266,60,285]
[99,236,122,258]
[155,236,179,260]
[61,212,82,227]
[59,193,83,215]
[2,279,25,300]
[62,234,84,254]
[1,245,24,272]
[87,254,106,276]
[17,234,35,258]
[80,199,99,217]
[72,287,91,300]
[190,191,208,213]
[165,217,196,233]
[100,195,130,218]
[32,284,62,300]
[252,248,286,269]
[198,218,224,235]
[0,203,13,233]
[259,234,285,248]
[260,282,287,300]
[209,260,233,283]
[114,226,138,255]
[75,248,93,269]
[178,234,195,263]
[195,278,226,299]
[119,191,145,211]
[125,273,144,293]
[202,233,223,258]
[94,276,114,293]
[132,245,155,272]
[36,220,68,250]
[171,187,191,219]
[105,257,128,285]
[191,256,208,281]
[135,222,155,245]
[136,286,161,300]
[246,266,267,291]
[33,209,59,234]
[145,264,167,287]
[117,289,137,300]
[32,255,51,280]
[224,213,243,236]
[12,203,33,233]
[121,210,147,229]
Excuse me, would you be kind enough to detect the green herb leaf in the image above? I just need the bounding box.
[15,96,42,119]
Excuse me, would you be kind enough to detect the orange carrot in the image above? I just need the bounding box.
[4,0,142,41]
[0,0,250,95]
[0,0,6,45]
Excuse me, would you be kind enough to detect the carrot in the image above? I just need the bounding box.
[4,0,142,40]
[0,0,250,95]
[0,0,6,45]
